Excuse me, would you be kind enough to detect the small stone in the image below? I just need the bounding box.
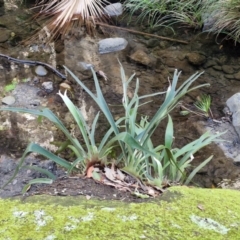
[222,65,234,74]
[186,52,206,66]
[35,65,48,76]
[146,39,159,48]
[78,62,94,70]
[234,72,240,80]
[104,3,123,16]
[42,81,53,93]
[212,65,222,71]
[129,49,156,67]
[225,74,234,79]
[98,38,128,54]
[202,11,218,31]
[0,28,10,43]
[203,60,217,68]
[33,76,40,83]
[2,95,15,105]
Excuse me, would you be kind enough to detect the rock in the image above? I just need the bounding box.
[1,187,240,238]
[104,3,123,16]
[98,38,128,54]
[0,28,10,43]
[11,84,43,108]
[129,49,156,67]
[234,71,240,80]
[225,74,234,79]
[2,96,15,105]
[226,93,240,137]
[202,10,218,31]
[77,62,94,70]
[186,52,206,66]
[212,65,222,71]
[146,39,159,48]
[42,81,53,93]
[222,65,234,74]
[203,59,217,68]
[35,65,48,76]
[33,76,40,84]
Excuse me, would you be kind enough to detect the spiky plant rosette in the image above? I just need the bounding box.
[33,0,109,37]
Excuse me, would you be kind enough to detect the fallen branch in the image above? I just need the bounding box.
[0,53,66,79]
[96,22,189,44]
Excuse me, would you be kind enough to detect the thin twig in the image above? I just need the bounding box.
[96,22,189,44]
[0,53,66,79]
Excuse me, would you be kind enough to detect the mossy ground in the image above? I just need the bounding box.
[0,186,240,240]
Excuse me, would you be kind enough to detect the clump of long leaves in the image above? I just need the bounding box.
[203,0,240,44]
[124,0,169,29]
[66,63,225,188]
[1,64,224,192]
[163,0,208,30]
[0,91,117,192]
[123,0,214,30]
[194,94,213,118]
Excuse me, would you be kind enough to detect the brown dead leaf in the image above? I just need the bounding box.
[86,165,94,178]
[197,204,204,211]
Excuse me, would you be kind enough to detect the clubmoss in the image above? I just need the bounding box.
[0,186,240,239]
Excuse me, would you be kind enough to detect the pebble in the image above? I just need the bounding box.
[2,95,15,105]
[78,62,94,70]
[104,3,123,16]
[35,65,48,76]
[98,38,128,54]
[33,76,40,84]
[42,81,53,93]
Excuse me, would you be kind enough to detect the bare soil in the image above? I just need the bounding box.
[0,154,158,203]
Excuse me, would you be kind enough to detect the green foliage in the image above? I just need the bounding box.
[4,78,18,92]
[194,94,212,118]
[124,0,214,30]
[124,0,240,43]
[164,0,207,29]
[0,64,224,192]
[4,83,16,92]
[203,0,240,44]
[66,64,224,187]
[124,0,169,28]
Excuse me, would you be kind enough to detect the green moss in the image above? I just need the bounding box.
[1,186,240,239]
[4,83,17,92]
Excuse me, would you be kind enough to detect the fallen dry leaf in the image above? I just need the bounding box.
[86,166,94,178]
[116,169,126,181]
[197,204,204,211]
[104,167,117,182]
